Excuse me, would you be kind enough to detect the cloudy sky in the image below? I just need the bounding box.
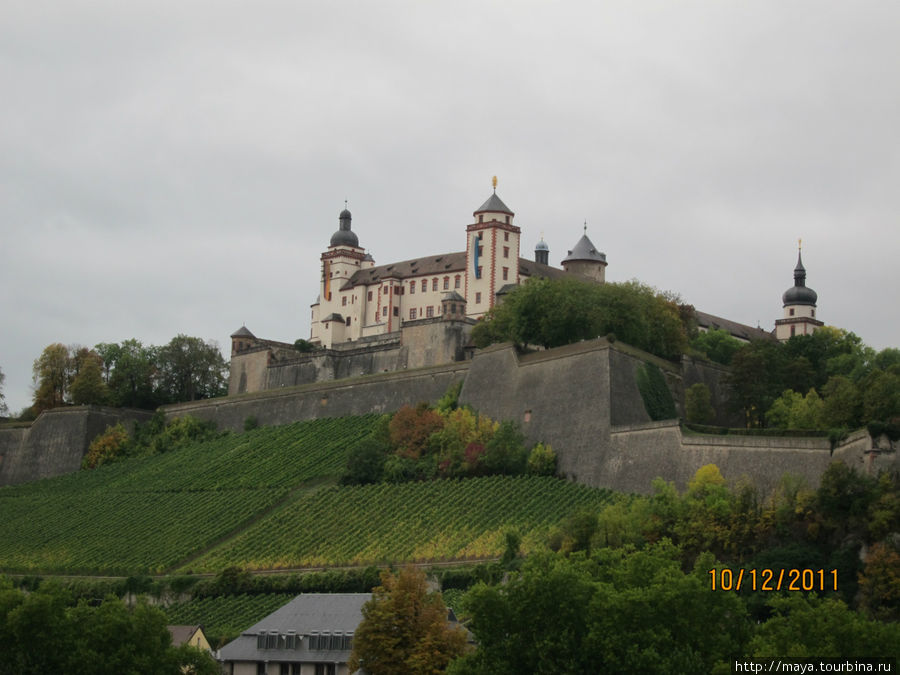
[1,1,898,414]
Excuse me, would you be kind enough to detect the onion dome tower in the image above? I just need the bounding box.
[561,222,607,282]
[330,208,359,248]
[775,240,823,341]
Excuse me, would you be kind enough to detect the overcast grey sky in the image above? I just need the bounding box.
[1,1,898,415]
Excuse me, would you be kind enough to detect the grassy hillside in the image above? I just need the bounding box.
[0,415,615,576]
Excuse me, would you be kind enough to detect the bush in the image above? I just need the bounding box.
[527,443,557,476]
[82,423,130,469]
[243,415,259,431]
[685,383,715,424]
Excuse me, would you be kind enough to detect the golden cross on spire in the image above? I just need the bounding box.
[798,238,802,250]
[492,176,498,192]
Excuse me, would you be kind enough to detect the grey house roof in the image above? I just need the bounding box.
[474,192,514,215]
[219,593,371,664]
[231,325,256,339]
[695,310,774,342]
[561,233,607,264]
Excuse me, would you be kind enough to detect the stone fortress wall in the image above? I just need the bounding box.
[2,340,893,492]
[0,406,153,486]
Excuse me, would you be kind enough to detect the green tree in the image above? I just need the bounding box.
[69,348,110,406]
[157,335,228,403]
[691,328,742,365]
[526,442,557,476]
[765,389,824,430]
[97,339,161,409]
[349,566,468,675]
[749,594,900,659]
[685,382,715,424]
[727,339,788,427]
[821,375,862,428]
[861,367,900,423]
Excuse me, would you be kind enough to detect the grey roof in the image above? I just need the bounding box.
[783,251,817,306]
[442,291,466,302]
[561,233,607,264]
[350,251,467,285]
[323,313,345,322]
[230,325,256,339]
[695,310,775,342]
[535,238,549,251]
[330,228,360,248]
[219,593,370,663]
[519,258,571,281]
[474,192,514,215]
[167,625,204,646]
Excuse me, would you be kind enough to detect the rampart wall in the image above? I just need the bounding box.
[2,340,884,494]
[0,406,153,487]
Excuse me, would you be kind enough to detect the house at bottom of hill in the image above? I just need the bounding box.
[217,593,370,675]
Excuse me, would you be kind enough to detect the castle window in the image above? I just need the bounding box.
[454,275,461,288]
[475,292,482,304]
[345,316,351,326]
[342,296,347,306]
[443,277,449,290]
[450,303,457,314]
[410,308,417,320]
[432,278,438,291]
[476,266,482,279]
[479,215,483,223]
[503,246,509,258]
[789,308,795,316]
[368,291,373,301]
[421,279,427,292]
[477,246,483,257]
[393,307,399,317]
[812,309,815,317]
[382,307,388,317]
[502,266,509,281]
[791,325,796,336]
[410,282,415,294]
[504,231,509,240]
[426,306,434,318]
[478,232,483,240]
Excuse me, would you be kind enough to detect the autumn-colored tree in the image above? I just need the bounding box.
[389,404,445,460]
[82,424,130,469]
[348,566,468,675]
[858,542,900,622]
[31,343,72,413]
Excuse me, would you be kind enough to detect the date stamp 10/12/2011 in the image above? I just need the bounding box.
[708,568,839,592]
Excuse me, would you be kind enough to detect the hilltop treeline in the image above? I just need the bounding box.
[24,335,228,418]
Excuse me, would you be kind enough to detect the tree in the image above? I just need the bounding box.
[31,343,72,413]
[69,348,110,406]
[471,277,687,360]
[0,366,8,416]
[156,335,228,403]
[348,566,468,675]
[821,375,862,428]
[97,339,161,409]
[691,329,742,366]
[685,383,715,424]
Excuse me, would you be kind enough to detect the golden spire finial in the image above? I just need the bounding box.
[798,238,802,250]
[492,175,498,192]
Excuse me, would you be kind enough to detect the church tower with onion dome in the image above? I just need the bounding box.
[774,241,823,341]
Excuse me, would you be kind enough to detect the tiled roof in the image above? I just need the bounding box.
[695,310,774,342]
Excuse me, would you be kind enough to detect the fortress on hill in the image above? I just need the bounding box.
[228,179,821,395]
[4,181,864,494]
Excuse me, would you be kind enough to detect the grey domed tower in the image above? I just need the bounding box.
[310,204,368,348]
[775,241,823,341]
[534,237,550,265]
[561,223,607,282]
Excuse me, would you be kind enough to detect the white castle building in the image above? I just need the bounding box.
[308,179,608,348]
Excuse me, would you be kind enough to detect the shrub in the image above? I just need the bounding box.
[527,443,557,476]
[243,415,259,431]
[82,423,130,469]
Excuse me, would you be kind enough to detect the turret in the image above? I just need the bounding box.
[561,223,607,282]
